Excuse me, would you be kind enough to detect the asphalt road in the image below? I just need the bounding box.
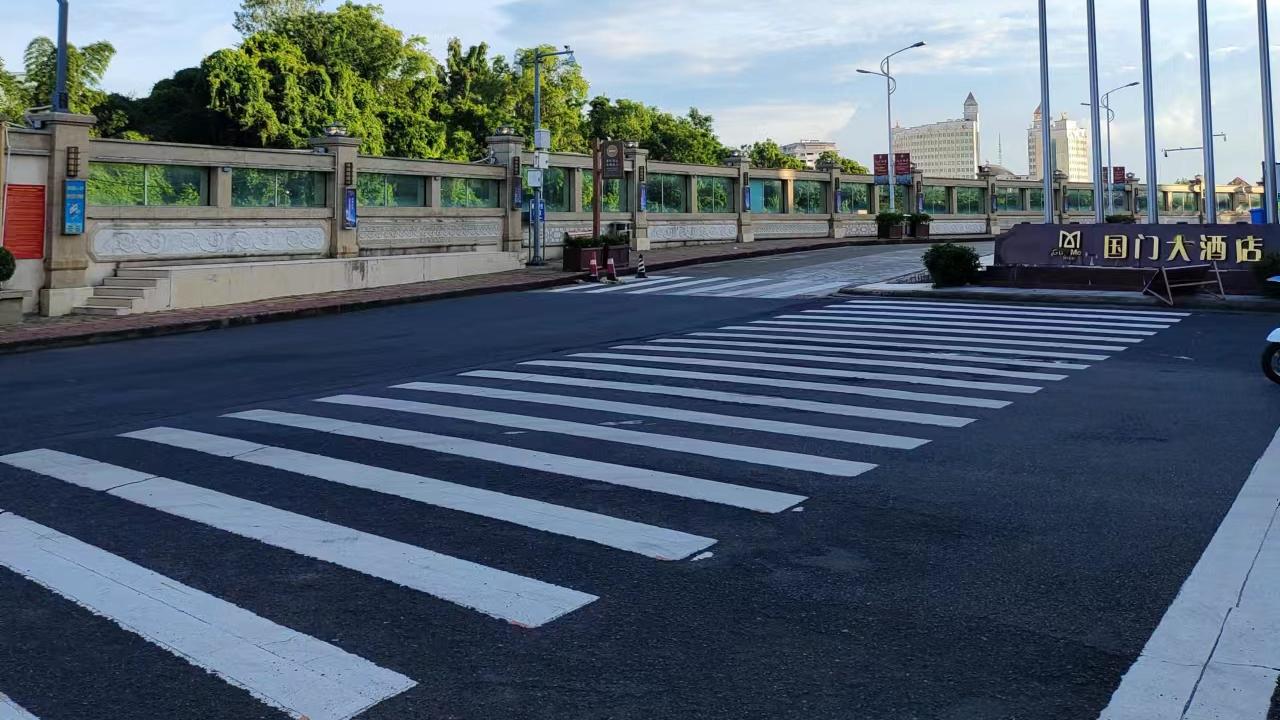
[1,244,1277,720]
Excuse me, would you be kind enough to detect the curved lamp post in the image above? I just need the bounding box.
[857,41,925,212]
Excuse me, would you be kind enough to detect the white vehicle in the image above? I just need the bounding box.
[1263,276,1280,384]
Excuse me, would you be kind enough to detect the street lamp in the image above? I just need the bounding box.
[857,40,926,212]
[1081,80,1139,214]
[521,45,576,267]
[54,0,70,112]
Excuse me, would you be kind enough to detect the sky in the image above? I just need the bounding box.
[1,0,1275,184]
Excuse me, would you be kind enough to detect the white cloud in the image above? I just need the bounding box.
[706,101,859,148]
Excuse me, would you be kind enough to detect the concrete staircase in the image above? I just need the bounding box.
[71,269,171,317]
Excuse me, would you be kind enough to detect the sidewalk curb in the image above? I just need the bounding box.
[839,285,1280,313]
[0,235,987,355]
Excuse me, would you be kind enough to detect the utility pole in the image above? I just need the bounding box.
[522,45,575,266]
[1086,0,1105,223]
[856,41,925,212]
[1197,0,1218,223]
[54,0,70,112]
[1038,0,1053,224]
[1140,0,1160,223]
[1259,0,1277,223]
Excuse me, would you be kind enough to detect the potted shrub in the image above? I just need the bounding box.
[876,211,906,240]
[1106,213,1136,224]
[908,212,933,239]
[602,232,631,269]
[561,233,603,272]
[922,242,982,288]
[0,247,13,288]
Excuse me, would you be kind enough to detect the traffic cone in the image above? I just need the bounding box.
[606,257,619,283]
[636,255,647,279]
[588,256,601,282]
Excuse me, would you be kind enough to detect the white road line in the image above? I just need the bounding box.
[840,301,1188,323]
[796,312,1159,336]
[764,318,1143,345]
[394,382,928,450]
[705,329,1110,362]
[460,370,976,427]
[755,281,854,298]
[569,353,1043,395]
[612,345,1067,382]
[671,278,773,295]
[227,410,805,513]
[580,276,692,294]
[547,276,677,293]
[809,309,1170,330]
[621,277,734,295]
[1100,426,1280,719]
[709,279,818,297]
[317,395,878,477]
[746,321,1129,352]
[845,299,1189,317]
[518,360,1012,409]
[123,427,715,561]
[663,337,1090,370]
[0,694,38,720]
[0,510,416,720]
[1,450,596,628]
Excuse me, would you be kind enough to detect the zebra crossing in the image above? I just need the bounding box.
[0,298,1189,719]
[545,274,858,299]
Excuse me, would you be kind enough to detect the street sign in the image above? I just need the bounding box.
[1112,166,1127,184]
[895,153,912,176]
[602,140,626,180]
[63,179,86,235]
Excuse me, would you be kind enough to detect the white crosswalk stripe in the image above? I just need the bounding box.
[670,278,774,295]
[840,300,1188,323]
[1,450,598,628]
[795,311,1159,336]
[713,327,1111,361]
[459,370,977,427]
[0,694,39,720]
[520,359,1013,408]
[569,353,1044,394]
[764,318,1144,345]
[123,427,715,561]
[841,298,1189,318]
[746,321,1131,352]
[0,510,417,720]
[580,277,695,294]
[316,394,880,477]
[544,275,853,299]
[622,277,735,294]
[548,276,688,293]
[227,409,806,512]
[809,308,1171,330]
[661,337,1091,370]
[607,345,1067,381]
[393,381,929,449]
[755,281,856,298]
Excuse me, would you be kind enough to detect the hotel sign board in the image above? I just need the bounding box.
[996,223,1280,270]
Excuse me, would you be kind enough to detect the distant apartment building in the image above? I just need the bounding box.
[1028,106,1091,182]
[781,140,838,169]
[890,93,981,179]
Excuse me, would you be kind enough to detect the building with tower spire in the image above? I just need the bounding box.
[891,93,982,179]
[1027,105,1091,182]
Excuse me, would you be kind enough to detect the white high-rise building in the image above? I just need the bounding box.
[1027,107,1091,182]
[781,140,838,169]
[890,93,981,179]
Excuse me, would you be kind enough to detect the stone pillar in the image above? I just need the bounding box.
[726,153,753,243]
[909,165,924,215]
[687,174,699,214]
[627,144,650,251]
[947,186,959,215]
[309,134,360,258]
[570,168,585,213]
[979,166,996,234]
[486,130,527,254]
[782,178,795,215]
[38,112,96,317]
[1055,175,1069,224]
[820,162,839,238]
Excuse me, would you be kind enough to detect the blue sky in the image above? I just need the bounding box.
[1,0,1274,183]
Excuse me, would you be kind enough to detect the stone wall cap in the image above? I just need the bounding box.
[24,111,97,128]
[308,135,362,148]
[0,290,32,300]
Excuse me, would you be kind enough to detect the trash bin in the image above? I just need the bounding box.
[1251,208,1266,224]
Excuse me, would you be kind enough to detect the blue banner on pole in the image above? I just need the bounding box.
[63,179,86,235]
[343,187,358,229]
[639,184,647,213]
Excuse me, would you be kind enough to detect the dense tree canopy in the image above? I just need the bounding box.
[742,139,806,170]
[3,0,864,170]
[817,149,869,175]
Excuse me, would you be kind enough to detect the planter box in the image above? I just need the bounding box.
[562,247,602,273]
[604,245,631,269]
[878,223,905,240]
[911,222,931,239]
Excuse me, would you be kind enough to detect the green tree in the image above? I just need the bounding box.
[21,36,116,116]
[743,139,806,170]
[509,45,589,153]
[233,0,320,35]
[0,58,24,122]
[817,149,869,175]
[586,97,727,165]
[435,39,516,160]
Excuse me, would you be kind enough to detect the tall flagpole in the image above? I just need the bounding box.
[1086,0,1105,223]
[1140,0,1159,224]
[1038,0,1053,224]
[1197,0,1218,223]
[1260,0,1277,224]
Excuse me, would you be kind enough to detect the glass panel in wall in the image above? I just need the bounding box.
[1135,189,1148,213]
[89,163,146,206]
[581,170,629,212]
[956,187,985,215]
[1065,188,1094,212]
[793,180,827,214]
[1250,192,1264,209]
[278,170,327,208]
[1169,191,1198,212]
[357,173,388,207]
[922,186,949,214]
[994,186,1023,212]
[838,183,870,213]
[646,173,687,213]
[697,176,734,213]
[146,165,207,206]
[387,175,426,207]
[1028,188,1045,212]
[231,168,277,207]
[749,179,783,214]
[875,184,907,212]
[441,177,500,208]
[524,167,569,212]
[1103,188,1127,213]
[1216,193,1236,213]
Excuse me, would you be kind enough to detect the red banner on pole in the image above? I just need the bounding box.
[1112,166,1127,184]
[894,153,912,175]
[873,154,889,176]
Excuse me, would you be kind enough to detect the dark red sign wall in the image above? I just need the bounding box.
[2,184,46,260]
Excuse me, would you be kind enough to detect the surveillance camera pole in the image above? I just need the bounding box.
[524,45,575,266]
